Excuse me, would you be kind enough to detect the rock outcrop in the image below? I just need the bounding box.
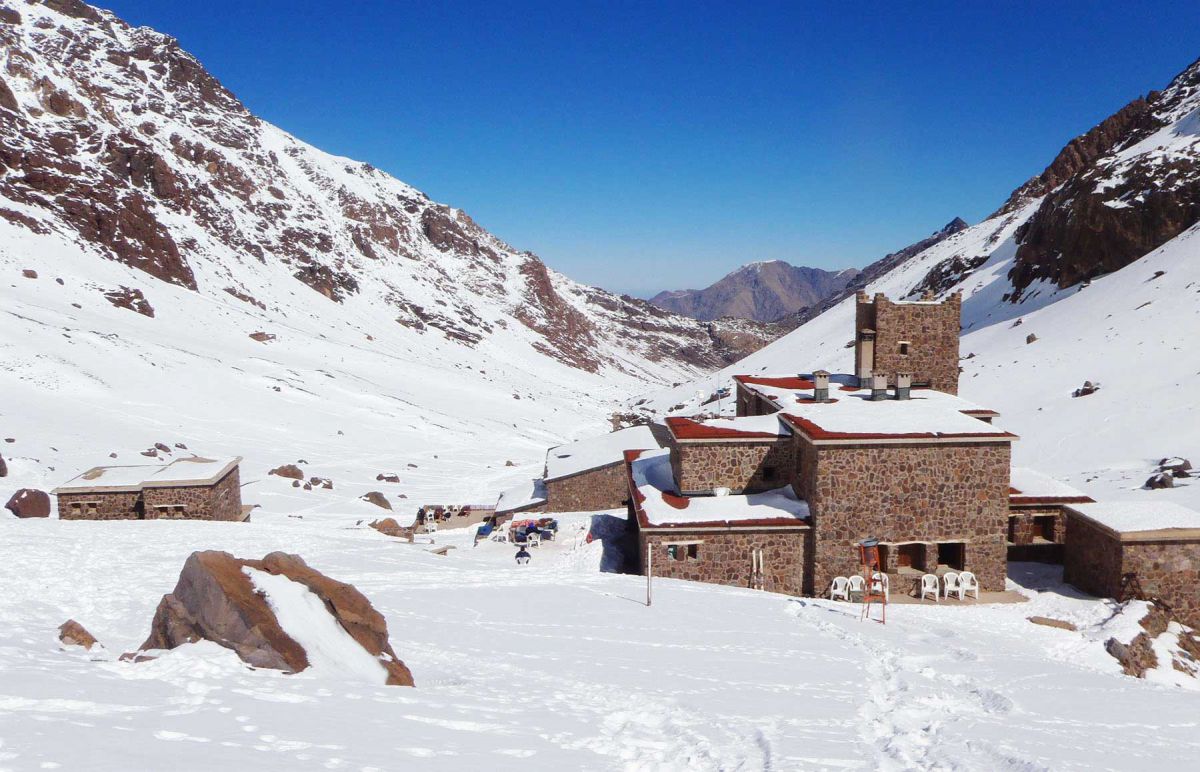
[269,464,304,480]
[370,518,414,542]
[136,550,413,686]
[361,491,391,510]
[5,488,50,518]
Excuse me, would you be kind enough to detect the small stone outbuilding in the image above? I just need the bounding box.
[53,456,249,521]
[1063,501,1200,628]
[542,425,666,512]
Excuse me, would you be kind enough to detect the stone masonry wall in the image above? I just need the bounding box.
[545,462,629,513]
[58,490,141,520]
[859,292,961,394]
[1123,539,1200,629]
[209,466,243,520]
[1062,512,1124,599]
[672,439,794,495]
[805,438,1011,593]
[637,528,811,596]
[735,383,778,417]
[1007,505,1066,561]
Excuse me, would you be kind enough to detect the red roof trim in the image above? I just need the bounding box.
[734,375,815,390]
[780,413,1017,441]
[665,416,782,440]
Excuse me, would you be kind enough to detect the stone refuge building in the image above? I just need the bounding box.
[630,372,1017,595]
[1006,467,1095,563]
[53,456,250,521]
[854,291,961,394]
[1063,502,1200,628]
[540,425,666,513]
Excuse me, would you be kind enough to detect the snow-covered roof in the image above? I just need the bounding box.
[545,426,662,481]
[666,414,791,441]
[738,373,1013,443]
[626,449,810,528]
[495,478,547,514]
[53,456,242,494]
[1010,467,1094,504]
[1068,501,1200,537]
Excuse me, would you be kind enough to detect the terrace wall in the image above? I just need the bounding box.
[1062,512,1124,599]
[636,527,811,596]
[545,463,629,513]
[671,439,794,495]
[803,437,1011,593]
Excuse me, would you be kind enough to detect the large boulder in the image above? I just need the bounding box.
[136,551,413,686]
[370,518,414,541]
[269,464,304,480]
[59,619,100,650]
[361,491,391,510]
[5,488,50,518]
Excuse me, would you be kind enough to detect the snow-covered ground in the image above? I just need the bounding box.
[1,510,1198,771]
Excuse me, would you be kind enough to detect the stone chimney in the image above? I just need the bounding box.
[812,370,830,402]
[870,372,888,401]
[856,330,876,387]
[895,371,912,400]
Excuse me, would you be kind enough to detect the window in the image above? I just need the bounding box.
[899,341,911,355]
[666,543,700,561]
[938,542,966,570]
[897,543,926,571]
[666,544,680,561]
[1034,516,1057,542]
[687,544,700,560]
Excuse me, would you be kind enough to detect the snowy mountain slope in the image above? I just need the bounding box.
[0,0,772,384]
[637,56,1200,509]
[649,262,858,322]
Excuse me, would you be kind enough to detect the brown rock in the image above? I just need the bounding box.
[140,450,158,458]
[375,473,400,483]
[361,491,391,510]
[291,479,300,488]
[1025,333,1038,344]
[135,551,413,685]
[370,518,414,542]
[248,331,276,343]
[154,442,171,453]
[103,286,156,317]
[309,476,332,490]
[5,488,51,518]
[0,454,6,477]
[269,464,304,480]
[22,269,37,279]
[58,619,100,650]
[1027,616,1077,631]
[175,442,188,449]
[1145,472,1175,490]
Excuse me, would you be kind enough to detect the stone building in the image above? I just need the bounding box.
[53,456,249,521]
[542,425,666,512]
[854,291,961,394]
[1006,467,1094,563]
[1063,502,1200,628]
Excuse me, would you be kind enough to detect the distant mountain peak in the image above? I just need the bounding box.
[649,262,859,323]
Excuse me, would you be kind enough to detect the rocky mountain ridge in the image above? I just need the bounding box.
[0,0,774,380]
[650,262,858,323]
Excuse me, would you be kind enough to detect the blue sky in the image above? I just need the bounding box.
[102,1,1200,296]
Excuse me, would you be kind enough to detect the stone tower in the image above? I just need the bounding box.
[854,291,961,394]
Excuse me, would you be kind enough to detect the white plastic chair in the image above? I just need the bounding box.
[870,571,889,600]
[847,575,866,600]
[959,571,980,600]
[528,532,541,548]
[942,571,962,601]
[919,574,940,602]
[829,576,850,601]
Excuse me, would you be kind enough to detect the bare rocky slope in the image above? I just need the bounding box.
[0,0,774,380]
[649,262,858,323]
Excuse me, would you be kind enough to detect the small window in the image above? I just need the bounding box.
[899,341,911,355]
[687,544,699,560]
[666,544,679,561]
[1034,515,1057,542]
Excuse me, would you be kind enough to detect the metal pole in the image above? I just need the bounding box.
[646,541,652,607]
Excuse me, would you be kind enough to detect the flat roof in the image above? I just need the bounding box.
[53,456,241,494]
[737,372,1014,444]
[666,414,791,441]
[495,478,547,514]
[625,449,810,529]
[1067,501,1200,539]
[1009,467,1094,505]
[545,425,663,481]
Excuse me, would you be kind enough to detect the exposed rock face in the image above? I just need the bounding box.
[0,0,772,376]
[5,488,50,518]
[137,550,414,686]
[651,263,859,323]
[1005,57,1200,298]
[776,218,969,330]
[268,464,304,479]
[103,286,154,317]
[58,619,100,649]
[369,518,413,541]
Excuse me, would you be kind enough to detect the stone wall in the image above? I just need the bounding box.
[58,490,141,520]
[735,383,778,417]
[804,437,1011,592]
[637,527,811,596]
[856,292,961,394]
[1007,505,1066,562]
[1062,512,1125,598]
[545,463,630,513]
[1123,538,1200,629]
[671,439,794,495]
